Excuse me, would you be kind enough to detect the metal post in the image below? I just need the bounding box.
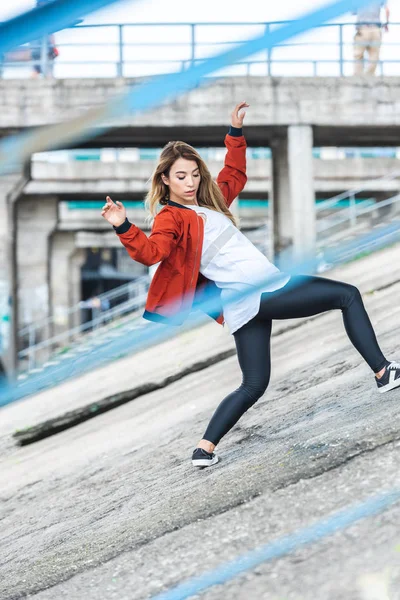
[92,306,100,330]
[339,24,344,76]
[349,193,357,228]
[117,25,123,77]
[8,189,18,376]
[265,23,271,76]
[40,35,47,77]
[190,24,196,66]
[28,324,35,371]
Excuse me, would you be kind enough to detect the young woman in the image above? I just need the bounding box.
[102,101,400,469]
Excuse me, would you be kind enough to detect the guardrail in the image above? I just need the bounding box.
[315,191,400,270]
[18,274,150,371]
[2,20,400,79]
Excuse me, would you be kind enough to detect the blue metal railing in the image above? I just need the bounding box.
[1,20,400,78]
[18,274,151,371]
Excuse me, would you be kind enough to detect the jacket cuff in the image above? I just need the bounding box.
[113,218,132,234]
[228,126,243,137]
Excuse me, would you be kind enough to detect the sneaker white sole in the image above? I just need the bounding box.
[192,455,219,468]
[378,379,400,393]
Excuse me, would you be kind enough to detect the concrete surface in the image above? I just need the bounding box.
[1,242,400,599]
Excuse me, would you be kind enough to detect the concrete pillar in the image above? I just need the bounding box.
[69,248,86,330]
[271,135,292,259]
[288,125,315,264]
[0,173,29,376]
[271,125,315,267]
[17,196,58,338]
[49,231,78,339]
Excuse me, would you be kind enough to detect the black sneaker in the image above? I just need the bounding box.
[376,361,400,394]
[192,447,219,468]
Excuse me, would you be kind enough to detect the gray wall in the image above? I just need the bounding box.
[2,77,400,146]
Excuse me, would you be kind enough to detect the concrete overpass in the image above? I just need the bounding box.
[2,77,400,146]
[2,76,400,373]
[3,75,400,261]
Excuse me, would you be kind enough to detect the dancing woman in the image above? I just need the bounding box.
[102,101,400,468]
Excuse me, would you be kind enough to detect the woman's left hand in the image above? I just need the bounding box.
[231,101,249,128]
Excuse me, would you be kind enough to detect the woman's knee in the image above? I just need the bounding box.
[343,283,362,306]
[241,377,270,405]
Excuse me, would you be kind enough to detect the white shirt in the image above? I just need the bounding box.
[187,205,290,334]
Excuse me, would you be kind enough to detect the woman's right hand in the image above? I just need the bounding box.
[231,101,249,128]
[101,196,127,227]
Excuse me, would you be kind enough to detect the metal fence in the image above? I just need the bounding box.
[18,275,150,372]
[2,21,400,79]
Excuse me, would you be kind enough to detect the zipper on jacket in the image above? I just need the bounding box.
[189,213,201,291]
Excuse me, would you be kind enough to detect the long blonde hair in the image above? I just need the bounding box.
[145,141,238,227]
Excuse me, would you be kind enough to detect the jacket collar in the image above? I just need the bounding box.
[167,199,192,210]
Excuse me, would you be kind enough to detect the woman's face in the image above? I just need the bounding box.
[162,157,201,205]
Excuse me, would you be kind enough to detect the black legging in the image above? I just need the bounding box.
[202,275,387,446]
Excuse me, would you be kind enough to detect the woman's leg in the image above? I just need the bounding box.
[197,274,388,453]
[198,317,272,449]
[258,275,387,373]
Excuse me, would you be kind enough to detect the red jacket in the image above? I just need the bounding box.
[115,131,247,325]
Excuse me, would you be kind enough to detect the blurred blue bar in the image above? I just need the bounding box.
[0,0,123,53]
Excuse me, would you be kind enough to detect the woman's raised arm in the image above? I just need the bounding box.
[217,101,249,207]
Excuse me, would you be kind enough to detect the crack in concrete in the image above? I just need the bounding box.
[273,430,400,494]
[12,349,236,446]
